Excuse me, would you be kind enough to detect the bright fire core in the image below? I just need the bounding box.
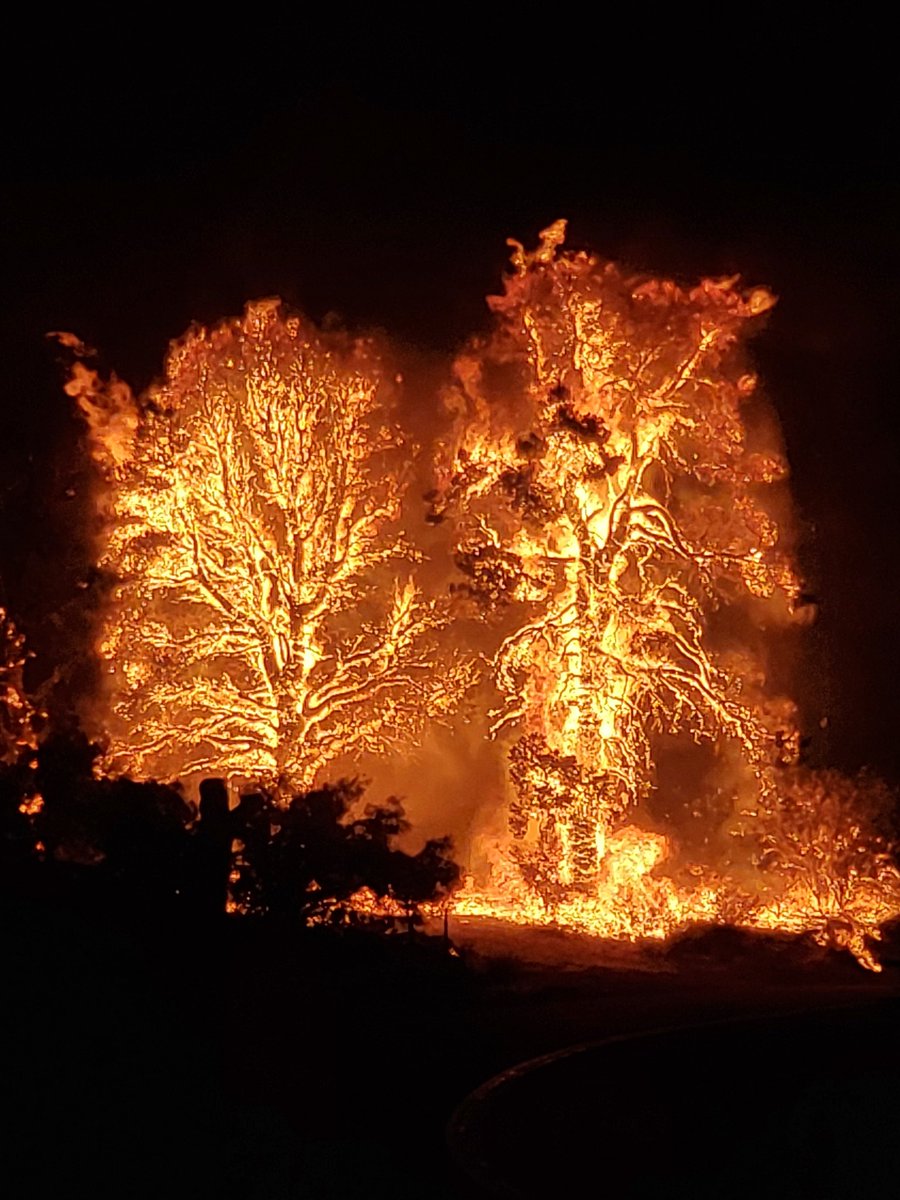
[66,223,900,968]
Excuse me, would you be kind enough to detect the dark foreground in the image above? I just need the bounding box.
[4,896,899,1198]
[452,1004,900,1198]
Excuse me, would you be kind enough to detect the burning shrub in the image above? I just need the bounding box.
[757,768,900,969]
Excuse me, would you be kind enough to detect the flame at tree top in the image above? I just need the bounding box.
[67,302,475,786]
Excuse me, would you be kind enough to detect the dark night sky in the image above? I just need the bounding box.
[1,23,898,779]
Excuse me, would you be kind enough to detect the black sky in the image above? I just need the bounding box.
[2,23,898,778]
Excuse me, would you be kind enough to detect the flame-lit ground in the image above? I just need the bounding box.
[60,224,900,969]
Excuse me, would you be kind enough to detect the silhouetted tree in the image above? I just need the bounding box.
[232,780,368,921]
[4,725,461,940]
[190,778,232,918]
[231,779,460,929]
[387,835,460,936]
[34,723,102,810]
[33,727,194,911]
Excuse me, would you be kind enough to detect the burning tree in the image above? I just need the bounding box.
[436,221,801,895]
[65,302,474,786]
[0,607,40,869]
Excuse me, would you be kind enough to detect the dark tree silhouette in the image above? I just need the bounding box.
[230,779,460,928]
[33,727,195,911]
[385,836,460,936]
[191,777,232,918]
[3,726,461,940]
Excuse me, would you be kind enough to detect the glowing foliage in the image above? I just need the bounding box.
[0,607,36,766]
[755,769,900,969]
[437,221,799,896]
[72,302,475,785]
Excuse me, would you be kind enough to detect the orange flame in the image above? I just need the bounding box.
[61,225,900,967]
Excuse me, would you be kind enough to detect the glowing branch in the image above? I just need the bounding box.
[71,303,474,787]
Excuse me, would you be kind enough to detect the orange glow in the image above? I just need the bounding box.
[436,223,899,966]
[18,794,44,817]
[63,224,900,967]
[67,304,476,786]
[1,606,37,765]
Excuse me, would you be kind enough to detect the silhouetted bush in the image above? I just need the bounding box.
[231,779,460,928]
[4,730,461,938]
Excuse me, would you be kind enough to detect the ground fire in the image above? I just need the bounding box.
[56,222,900,968]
